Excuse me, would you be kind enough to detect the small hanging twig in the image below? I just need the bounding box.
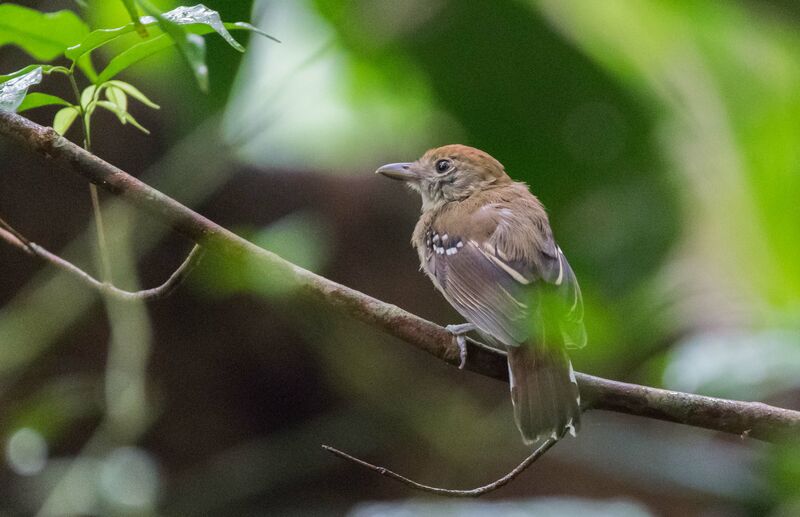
[0,215,35,250]
[322,437,558,497]
[0,214,203,301]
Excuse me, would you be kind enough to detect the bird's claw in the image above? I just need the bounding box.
[446,323,476,370]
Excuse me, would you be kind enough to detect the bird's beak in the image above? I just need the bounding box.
[375,162,417,181]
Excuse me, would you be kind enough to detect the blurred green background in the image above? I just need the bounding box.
[1,0,799,515]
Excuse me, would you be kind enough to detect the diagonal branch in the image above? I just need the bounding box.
[1,110,799,442]
[0,213,203,301]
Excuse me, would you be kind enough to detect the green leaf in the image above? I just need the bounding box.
[65,24,139,62]
[16,92,71,112]
[67,17,278,65]
[230,22,280,43]
[80,85,97,109]
[0,4,89,61]
[53,106,79,135]
[177,32,208,92]
[96,100,150,134]
[95,22,273,84]
[136,0,208,92]
[0,64,56,83]
[0,67,43,112]
[106,80,159,109]
[97,33,174,83]
[139,4,248,51]
[99,97,126,124]
[105,86,128,115]
[66,4,279,82]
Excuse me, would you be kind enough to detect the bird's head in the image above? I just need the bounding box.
[376,144,511,210]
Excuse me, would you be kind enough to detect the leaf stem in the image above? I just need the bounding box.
[66,73,90,148]
[67,70,111,282]
[49,66,72,76]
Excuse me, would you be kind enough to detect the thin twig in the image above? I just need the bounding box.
[0,215,34,251]
[322,438,558,497]
[69,71,114,284]
[88,183,114,282]
[0,214,203,301]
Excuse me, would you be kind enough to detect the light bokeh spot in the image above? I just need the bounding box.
[99,447,160,510]
[5,427,47,476]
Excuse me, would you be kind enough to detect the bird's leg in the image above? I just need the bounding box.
[446,322,477,334]
[445,323,477,369]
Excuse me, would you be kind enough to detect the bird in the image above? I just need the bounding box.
[376,144,586,444]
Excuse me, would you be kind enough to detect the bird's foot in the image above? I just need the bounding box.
[446,323,477,369]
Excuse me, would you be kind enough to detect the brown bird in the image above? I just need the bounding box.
[376,144,586,444]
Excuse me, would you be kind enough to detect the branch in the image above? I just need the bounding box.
[0,213,203,301]
[1,110,799,442]
[322,438,557,497]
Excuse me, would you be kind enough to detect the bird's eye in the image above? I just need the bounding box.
[435,159,453,174]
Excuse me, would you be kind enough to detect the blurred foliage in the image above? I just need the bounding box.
[1,0,799,515]
[664,330,800,400]
[223,0,448,171]
[197,211,333,298]
[768,441,800,514]
[536,0,800,321]
[350,498,654,517]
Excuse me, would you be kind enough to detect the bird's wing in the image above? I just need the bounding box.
[423,204,585,349]
[545,244,586,350]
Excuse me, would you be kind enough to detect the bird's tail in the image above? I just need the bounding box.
[507,339,580,444]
